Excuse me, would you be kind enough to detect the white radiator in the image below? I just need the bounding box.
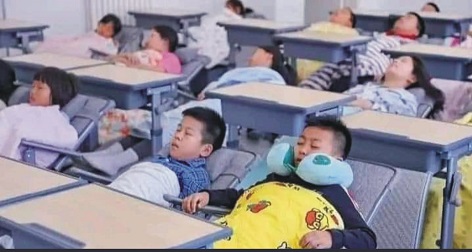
[85,0,156,28]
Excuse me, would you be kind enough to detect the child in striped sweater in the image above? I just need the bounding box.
[300,12,426,92]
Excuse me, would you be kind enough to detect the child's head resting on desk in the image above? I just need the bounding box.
[144,25,179,53]
[169,107,226,161]
[421,2,440,12]
[225,0,254,17]
[381,55,444,112]
[30,67,79,109]
[388,12,426,39]
[96,13,123,39]
[329,7,357,28]
[249,46,297,86]
[267,117,354,187]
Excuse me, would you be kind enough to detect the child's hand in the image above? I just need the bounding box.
[299,231,333,249]
[350,99,373,110]
[182,192,210,214]
[124,54,140,65]
[197,92,205,101]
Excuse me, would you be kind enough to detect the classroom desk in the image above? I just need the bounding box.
[217,19,306,67]
[3,53,108,83]
[342,110,472,249]
[206,82,355,146]
[275,32,372,62]
[352,9,394,33]
[128,8,206,45]
[390,12,472,40]
[275,32,371,85]
[68,64,184,154]
[0,184,231,249]
[0,19,48,56]
[0,157,83,208]
[383,43,472,80]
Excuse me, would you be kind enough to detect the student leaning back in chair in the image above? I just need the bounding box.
[183,117,377,249]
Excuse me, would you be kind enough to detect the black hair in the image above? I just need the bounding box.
[406,56,445,116]
[304,116,352,160]
[0,59,18,104]
[408,12,426,37]
[259,45,298,86]
[226,0,254,17]
[152,25,179,52]
[389,12,426,38]
[349,8,357,28]
[33,67,79,108]
[182,107,227,152]
[424,2,440,12]
[99,13,123,37]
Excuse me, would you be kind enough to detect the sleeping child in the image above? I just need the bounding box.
[297,7,359,81]
[111,25,182,74]
[343,55,444,117]
[300,12,426,92]
[34,14,122,59]
[183,117,377,249]
[0,67,79,168]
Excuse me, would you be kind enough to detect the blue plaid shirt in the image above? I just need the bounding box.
[152,156,211,199]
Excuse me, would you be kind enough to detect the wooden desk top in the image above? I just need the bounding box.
[0,158,75,202]
[0,184,227,248]
[342,110,472,146]
[208,82,353,109]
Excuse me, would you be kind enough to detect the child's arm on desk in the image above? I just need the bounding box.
[131,63,166,73]
[182,174,279,213]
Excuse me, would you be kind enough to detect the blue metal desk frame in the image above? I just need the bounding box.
[0,20,49,56]
[354,11,393,34]
[343,111,472,249]
[206,82,355,147]
[217,20,306,68]
[68,66,184,155]
[275,32,372,86]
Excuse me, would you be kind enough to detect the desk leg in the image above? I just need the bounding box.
[228,43,237,69]
[227,125,239,148]
[336,106,344,118]
[349,50,359,88]
[19,33,31,54]
[181,20,190,46]
[439,157,458,249]
[148,85,173,156]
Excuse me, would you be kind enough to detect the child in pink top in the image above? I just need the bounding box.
[112,26,182,74]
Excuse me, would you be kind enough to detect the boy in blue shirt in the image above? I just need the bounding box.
[86,107,226,205]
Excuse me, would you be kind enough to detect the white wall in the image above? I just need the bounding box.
[4,0,86,37]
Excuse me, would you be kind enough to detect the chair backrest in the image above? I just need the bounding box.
[158,145,259,190]
[63,94,116,139]
[9,85,116,170]
[115,25,144,54]
[175,47,211,87]
[347,158,430,249]
[408,87,434,118]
